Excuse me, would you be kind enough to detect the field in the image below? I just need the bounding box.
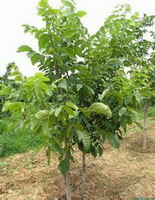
[0,118,155,200]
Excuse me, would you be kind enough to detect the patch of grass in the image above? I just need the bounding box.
[148,107,155,117]
[0,131,43,158]
[0,119,8,135]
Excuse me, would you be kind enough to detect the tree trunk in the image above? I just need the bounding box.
[81,152,86,197]
[66,171,71,200]
[142,109,147,151]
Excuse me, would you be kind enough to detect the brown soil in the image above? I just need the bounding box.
[0,118,155,200]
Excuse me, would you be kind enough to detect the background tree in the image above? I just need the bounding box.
[130,58,155,151]
[128,13,155,151]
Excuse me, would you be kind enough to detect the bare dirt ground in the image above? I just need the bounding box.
[0,118,155,200]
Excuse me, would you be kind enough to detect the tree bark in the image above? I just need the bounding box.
[65,171,72,200]
[142,109,147,151]
[81,152,86,197]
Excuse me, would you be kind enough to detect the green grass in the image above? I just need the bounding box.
[0,119,8,134]
[0,131,43,158]
[148,107,155,117]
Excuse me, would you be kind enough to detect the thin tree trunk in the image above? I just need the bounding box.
[64,137,71,200]
[65,171,71,200]
[142,109,147,151]
[82,152,86,197]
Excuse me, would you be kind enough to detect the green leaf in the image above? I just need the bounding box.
[90,147,97,158]
[35,72,50,81]
[79,108,91,117]
[50,9,60,14]
[42,120,49,135]
[59,79,67,90]
[50,143,64,156]
[17,45,33,52]
[10,71,21,77]
[48,47,56,55]
[2,102,24,113]
[30,53,39,65]
[108,133,120,149]
[35,110,49,120]
[15,75,23,82]
[38,8,46,16]
[58,157,70,175]
[89,103,112,117]
[77,130,91,151]
[64,106,75,116]
[113,92,123,105]
[76,84,83,91]
[98,89,110,100]
[31,119,40,132]
[118,107,127,116]
[49,115,56,127]
[134,93,143,103]
[49,107,55,115]
[98,146,103,157]
[54,77,63,84]
[86,85,94,95]
[107,14,118,20]
[65,102,78,111]
[62,0,75,10]
[38,34,49,50]
[55,106,63,117]
[116,22,122,32]
[38,0,48,8]
[76,11,87,18]
[101,131,108,143]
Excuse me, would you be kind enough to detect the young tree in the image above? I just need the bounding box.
[2,67,112,200]
[75,5,154,193]
[130,60,155,151]
[129,13,155,151]
[0,63,20,134]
